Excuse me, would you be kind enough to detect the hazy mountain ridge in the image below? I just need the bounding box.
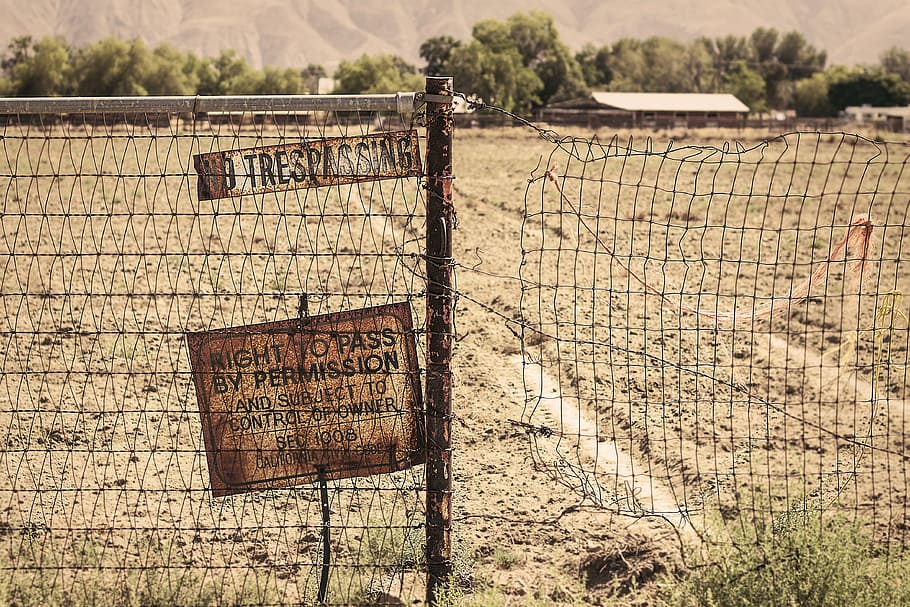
[0,0,904,70]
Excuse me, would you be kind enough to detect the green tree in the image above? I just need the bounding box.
[334,53,423,94]
[606,37,710,93]
[880,46,910,83]
[301,63,326,93]
[142,44,199,95]
[722,60,767,112]
[2,36,71,96]
[196,50,258,95]
[420,35,460,76]
[446,41,542,113]
[1,36,33,72]
[638,37,701,92]
[776,30,826,79]
[447,11,584,107]
[254,67,306,94]
[750,28,787,107]
[685,38,715,93]
[602,38,647,91]
[748,28,825,108]
[793,71,836,117]
[73,38,154,95]
[193,51,306,95]
[537,44,587,102]
[827,68,910,111]
[698,35,754,92]
[487,11,586,103]
[750,27,779,64]
[576,44,612,88]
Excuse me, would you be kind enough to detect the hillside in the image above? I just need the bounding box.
[0,0,906,72]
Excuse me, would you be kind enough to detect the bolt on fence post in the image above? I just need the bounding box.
[424,76,455,605]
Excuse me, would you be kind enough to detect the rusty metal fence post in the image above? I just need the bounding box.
[424,76,455,605]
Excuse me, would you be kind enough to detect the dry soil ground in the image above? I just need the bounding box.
[0,119,908,606]
[445,125,910,604]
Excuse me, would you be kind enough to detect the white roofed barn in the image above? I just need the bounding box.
[539,92,750,129]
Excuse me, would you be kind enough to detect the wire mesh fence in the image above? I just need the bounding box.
[6,87,910,604]
[0,99,433,605]
[518,131,910,548]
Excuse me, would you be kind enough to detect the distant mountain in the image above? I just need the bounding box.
[0,0,906,70]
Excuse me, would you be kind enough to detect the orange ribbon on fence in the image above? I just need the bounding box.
[544,168,874,325]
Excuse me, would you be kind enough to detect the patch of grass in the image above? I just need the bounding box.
[324,519,476,605]
[333,524,426,605]
[363,523,424,571]
[310,518,428,606]
[658,513,910,607]
[113,334,138,359]
[456,580,588,607]
[0,534,277,607]
[491,546,525,570]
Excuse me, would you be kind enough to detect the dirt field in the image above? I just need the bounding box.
[0,119,908,605]
[452,126,910,602]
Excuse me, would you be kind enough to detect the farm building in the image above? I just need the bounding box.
[538,92,750,129]
[844,105,910,132]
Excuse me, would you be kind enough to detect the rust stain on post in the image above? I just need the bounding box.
[424,76,455,605]
[193,130,421,201]
[186,302,425,496]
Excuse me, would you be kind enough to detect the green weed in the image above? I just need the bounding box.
[658,513,910,607]
[0,534,277,607]
[491,547,525,571]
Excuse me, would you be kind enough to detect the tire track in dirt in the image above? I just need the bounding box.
[514,356,694,534]
[755,333,908,436]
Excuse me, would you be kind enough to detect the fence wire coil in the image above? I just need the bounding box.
[518,131,910,541]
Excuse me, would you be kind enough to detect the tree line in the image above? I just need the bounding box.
[0,36,326,97]
[3,11,910,117]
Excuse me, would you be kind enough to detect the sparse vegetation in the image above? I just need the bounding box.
[460,584,584,607]
[658,513,910,607]
[0,534,278,607]
[491,546,524,570]
[0,68,908,607]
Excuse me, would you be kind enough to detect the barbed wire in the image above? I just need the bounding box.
[0,107,429,606]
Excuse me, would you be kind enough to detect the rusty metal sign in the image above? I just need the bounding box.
[186,302,425,496]
[193,130,421,200]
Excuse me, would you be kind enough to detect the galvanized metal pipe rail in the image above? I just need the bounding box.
[0,93,420,115]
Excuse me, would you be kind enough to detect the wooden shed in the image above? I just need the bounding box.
[539,92,750,129]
